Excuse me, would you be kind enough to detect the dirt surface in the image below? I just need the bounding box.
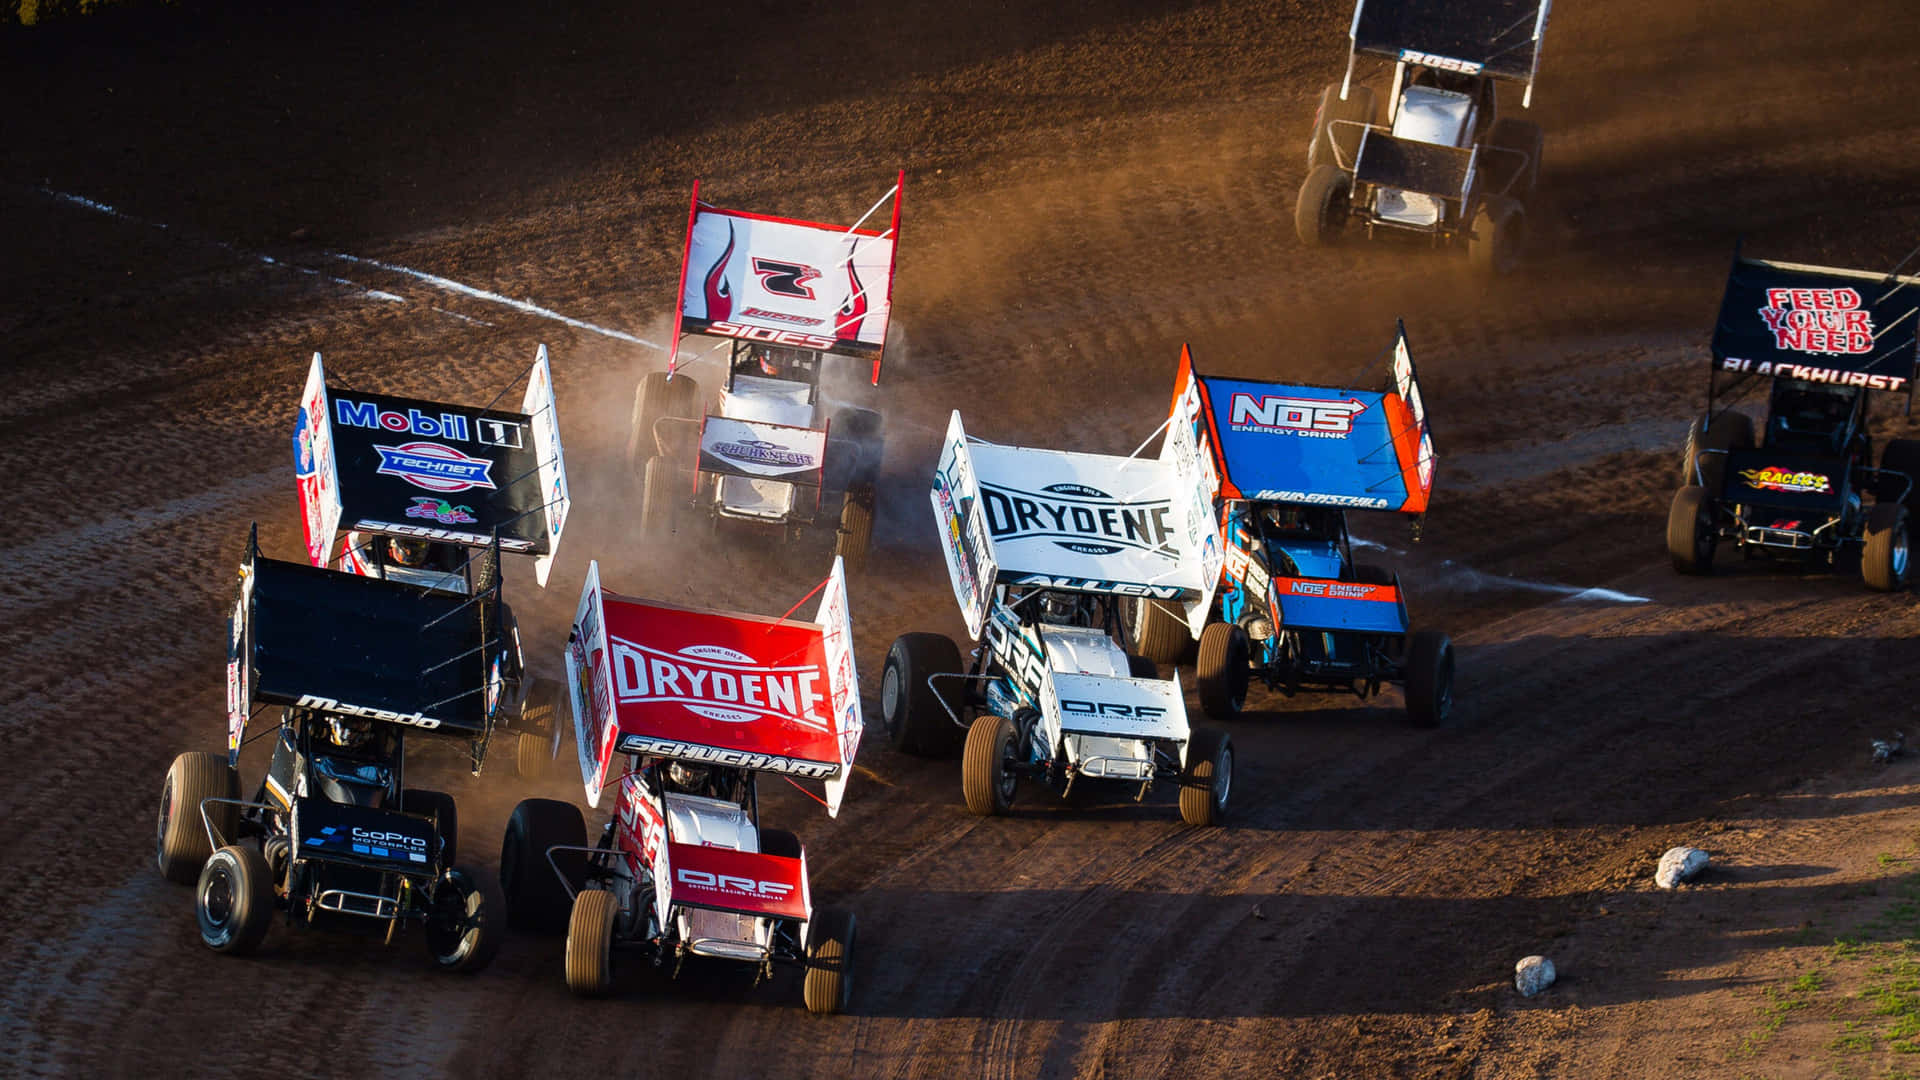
[8,0,1920,1076]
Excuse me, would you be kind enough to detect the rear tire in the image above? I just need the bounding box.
[640,455,682,540]
[881,633,965,757]
[1667,485,1716,575]
[961,714,1020,817]
[1353,563,1395,586]
[501,798,588,934]
[1403,630,1455,729]
[760,828,803,860]
[628,371,701,469]
[1486,117,1544,197]
[513,676,565,779]
[1880,439,1920,514]
[1863,503,1911,592]
[1307,83,1375,171]
[1127,597,1191,664]
[1296,165,1353,247]
[158,752,240,885]
[803,907,857,1015]
[565,889,618,997]
[1179,728,1232,827]
[425,866,503,974]
[835,485,875,572]
[1196,622,1250,719]
[400,788,459,868]
[196,844,273,954]
[1126,653,1158,679]
[1468,195,1524,275]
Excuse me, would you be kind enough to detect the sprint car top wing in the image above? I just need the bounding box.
[225,528,509,760]
[566,559,862,815]
[669,173,903,384]
[931,411,1224,641]
[294,349,572,585]
[1710,257,1920,395]
[1171,323,1434,516]
[1350,0,1550,96]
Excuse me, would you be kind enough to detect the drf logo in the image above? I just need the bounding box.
[677,868,794,899]
[1061,700,1168,720]
[1228,394,1368,438]
[752,258,822,300]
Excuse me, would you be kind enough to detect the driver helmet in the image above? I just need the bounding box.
[667,761,710,791]
[1261,506,1308,536]
[388,537,430,567]
[326,715,372,749]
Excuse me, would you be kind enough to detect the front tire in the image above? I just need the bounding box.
[1863,503,1911,593]
[1469,195,1525,275]
[400,788,458,868]
[628,371,701,470]
[1403,630,1455,729]
[640,455,682,540]
[961,714,1020,817]
[1295,164,1353,247]
[835,485,875,572]
[158,752,240,885]
[881,633,965,757]
[1127,597,1191,665]
[500,798,589,934]
[1179,728,1233,827]
[425,866,503,974]
[1196,622,1250,719]
[1667,485,1716,575]
[196,844,273,954]
[566,889,618,997]
[803,907,857,1015]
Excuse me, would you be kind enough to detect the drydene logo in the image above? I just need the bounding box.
[1739,466,1833,495]
[375,442,497,493]
[1759,288,1873,356]
[1228,393,1368,438]
[609,637,828,728]
[980,482,1175,558]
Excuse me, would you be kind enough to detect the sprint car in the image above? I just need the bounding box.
[498,558,863,1013]
[1296,0,1551,273]
[1141,325,1454,727]
[292,346,573,776]
[629,174,903,570]
[1669,253,1920,590]
[879,410,1234,826]
[153,527,507,968]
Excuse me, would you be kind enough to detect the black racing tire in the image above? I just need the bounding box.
[1196,622,1250,720]
[628,370,701,469]
[1880,439,1920,513]
[1307,83,1375,171]
[196,844,273,955]
[501,798,589,934]
[961,714,1020,817]
[566,888,618,997]
[835,485,875,573]
[1126,653,1158,679]
[1486,116,1544,197]
[1682,412,1755,491]
[158,752,240,885]
[640,454,682,540]
[803,907,857,1015]
[1126,597,1191,665]
[1667,485,1716,575]
[1863,503,1911,593]
[514,676,565,779]
[1469,195,1525,275]
[1295,164,1353,247]
[425,866,503,974]
[400,788,459,868]
[760,828,803,860]
[1353,563,1395,586]
[881,632,965,758]
[1403,629,1455,729]
[1179,727,1233,827]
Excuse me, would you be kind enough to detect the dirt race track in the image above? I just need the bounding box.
[9,1,1920,1077]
